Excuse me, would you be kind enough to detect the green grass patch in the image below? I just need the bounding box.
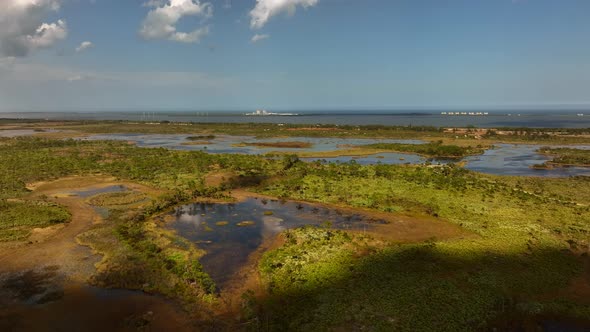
[87,191,147,207]
[538,147,590,166]
[0,200,70,241]
[364,140,485,158]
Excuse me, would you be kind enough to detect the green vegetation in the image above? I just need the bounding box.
[87,191,147,207]
[364,140,485,158]
[0,136,281,199]
[538,147,590,166]
[256,228,584,331]
[187,135,216,140]
[1,132,589,330]
[79,205,217,307]
[252,160,590,330]
[0,200,70,241]
[235,141,313,149]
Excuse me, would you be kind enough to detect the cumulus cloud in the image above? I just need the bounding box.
[250,0,318,29]
[142,0,166,7]
[139,0,212,43]
[0,0,68,57]
[251,33,269,43]
[75,41,94,52]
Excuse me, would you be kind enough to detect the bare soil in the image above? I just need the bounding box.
[0,176,193,332]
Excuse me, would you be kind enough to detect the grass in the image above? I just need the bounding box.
[256,230,584,331]
[538,147,590,166]
[252,161,590,330]
[87,191,147,207]
[78,198,218,310]
[363,140,486,158]
[0,200,70,241]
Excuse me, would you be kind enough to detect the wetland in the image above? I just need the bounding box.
[0,120,589,331]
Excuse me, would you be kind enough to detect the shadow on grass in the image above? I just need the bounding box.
[246,240,590,332]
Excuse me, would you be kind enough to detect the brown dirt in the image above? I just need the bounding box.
[204,171,234,187]
[0,176,193,331]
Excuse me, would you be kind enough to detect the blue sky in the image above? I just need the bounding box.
[1,0,589,112]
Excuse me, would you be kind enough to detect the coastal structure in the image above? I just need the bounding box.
[442,112,489,116]
[245,109,298,116]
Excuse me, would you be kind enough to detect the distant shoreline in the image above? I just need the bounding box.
[1,112,589,129]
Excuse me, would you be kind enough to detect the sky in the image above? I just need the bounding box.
[0,0,590,112]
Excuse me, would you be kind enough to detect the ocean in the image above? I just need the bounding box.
[1,111,589,128]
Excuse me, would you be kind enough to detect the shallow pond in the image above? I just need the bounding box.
[83,134,590,177]
[68,185,130,218]
[166,197,386,286]
[463,144,590,177]
[69,185,128,198]
[86,133,423,154]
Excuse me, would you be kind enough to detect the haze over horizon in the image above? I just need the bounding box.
[1,0,590,112]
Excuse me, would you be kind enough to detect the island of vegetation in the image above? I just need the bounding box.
[233,141,313,149]
[363,140,486,158]
[536,147,590,167]
[186,135,216,140]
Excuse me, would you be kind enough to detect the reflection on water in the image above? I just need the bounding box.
[166,198,385,286]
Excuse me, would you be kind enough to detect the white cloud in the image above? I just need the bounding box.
[139,0,212,43]
[75,41,94,52]
[251,33,269,43]
[0,0,68,57]
[142,0,166,7]
[168,26,209,43]
[250,0,318,29]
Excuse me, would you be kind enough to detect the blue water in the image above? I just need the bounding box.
[2,111,590,128]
